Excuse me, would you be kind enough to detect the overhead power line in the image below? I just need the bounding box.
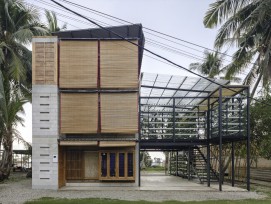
[56,0,235,59]
[30,0,208,63]
[49,0,253,76]
[49,0,271,107]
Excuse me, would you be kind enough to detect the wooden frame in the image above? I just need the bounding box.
[98,150,135,181]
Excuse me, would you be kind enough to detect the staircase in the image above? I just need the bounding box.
[169,148,219,184]
[192,147,219,184]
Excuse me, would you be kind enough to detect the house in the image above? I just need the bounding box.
[32,24,250,191]
[32,24,144,189]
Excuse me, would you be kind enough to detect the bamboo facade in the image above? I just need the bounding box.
[59,40,139,135]
[32,38,58,85]
[59,41,98,88]
[101,93,138,133]
[100,40,139,89]
[60,93,98,134]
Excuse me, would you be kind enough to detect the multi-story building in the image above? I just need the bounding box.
[32,24,144,189]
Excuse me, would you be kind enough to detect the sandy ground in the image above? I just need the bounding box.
[0,172,267,204]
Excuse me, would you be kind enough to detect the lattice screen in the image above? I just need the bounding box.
[32,41,57,85]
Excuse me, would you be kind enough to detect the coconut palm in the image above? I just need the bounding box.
[190,50,223,78]
[0,71,29,180]
[0,0,48,85]
[189,50,241,82]
[45,10,67,33]
[0,0,47,179]
[204,0,271,97]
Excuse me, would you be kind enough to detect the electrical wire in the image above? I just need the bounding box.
[49,0,271,107]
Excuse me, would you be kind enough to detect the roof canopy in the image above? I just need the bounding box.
[140,72,248,112]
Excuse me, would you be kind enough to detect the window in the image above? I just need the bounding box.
[99,151,135,180]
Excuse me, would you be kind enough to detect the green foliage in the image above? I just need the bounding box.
[204,0,271,97]
[0,0,47,179]
[140,151,152,168]
[45,10,67,33]
[189,50,241,82]
[250,97,271,159]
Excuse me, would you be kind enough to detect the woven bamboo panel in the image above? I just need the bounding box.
[61,93,98,134]
[60,41,98,88]
[32,41,57,85]
[101,93,138,133]
[100,40,138,89]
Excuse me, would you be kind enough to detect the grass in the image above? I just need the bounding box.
[24,197,271,204]
[0,171,28,184]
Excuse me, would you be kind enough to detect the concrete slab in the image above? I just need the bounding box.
[61,173,248,192]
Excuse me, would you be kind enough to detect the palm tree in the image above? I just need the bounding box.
[45,10,67,33]
[0,0,47,179]
[189,50,223,78]
[0,71,28,180]
[189,50,241,82]
[204,0,271,97]
[0,0,48,84]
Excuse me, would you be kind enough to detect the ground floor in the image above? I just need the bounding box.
[58,142,139,188]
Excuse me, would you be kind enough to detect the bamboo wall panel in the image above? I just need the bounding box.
[32,42,57,85]
[59,41,98,88]
[101,93,138,133]
[100,40,138,89]
[84,152,99,179]
[61,93,98,133]
[66,151,84,180]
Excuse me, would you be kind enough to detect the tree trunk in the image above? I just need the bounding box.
[0,132,13,181]
[250,72,263,99]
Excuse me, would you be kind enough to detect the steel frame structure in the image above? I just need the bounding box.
[139,73,250,191]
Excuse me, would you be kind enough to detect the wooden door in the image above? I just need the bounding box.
[66,151,84,180]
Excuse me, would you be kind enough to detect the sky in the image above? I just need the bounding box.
[16,0,221,159]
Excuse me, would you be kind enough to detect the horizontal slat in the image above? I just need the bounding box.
[100,40,138,89]
[101,93,138,133]
[60,93,98,133]
[59,41,98,88]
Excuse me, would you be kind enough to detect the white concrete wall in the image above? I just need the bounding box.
[32,85,59,190]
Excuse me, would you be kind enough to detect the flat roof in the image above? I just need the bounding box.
[140,72,248,112]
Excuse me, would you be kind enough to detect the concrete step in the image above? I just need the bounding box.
[66,182,137,187]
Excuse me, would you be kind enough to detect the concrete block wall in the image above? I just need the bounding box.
[32,85,59,190]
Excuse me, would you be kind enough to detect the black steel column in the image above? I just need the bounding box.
[188,148,191,180]
[138,96,141,187]
[207,97,211,187]
[176,151,178,176]
[173,98,176,142]
[169,151,172,175]
[247,87,251,191]
[218,86,223,191]
[231,142,235,187]
[138,144,141,187]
